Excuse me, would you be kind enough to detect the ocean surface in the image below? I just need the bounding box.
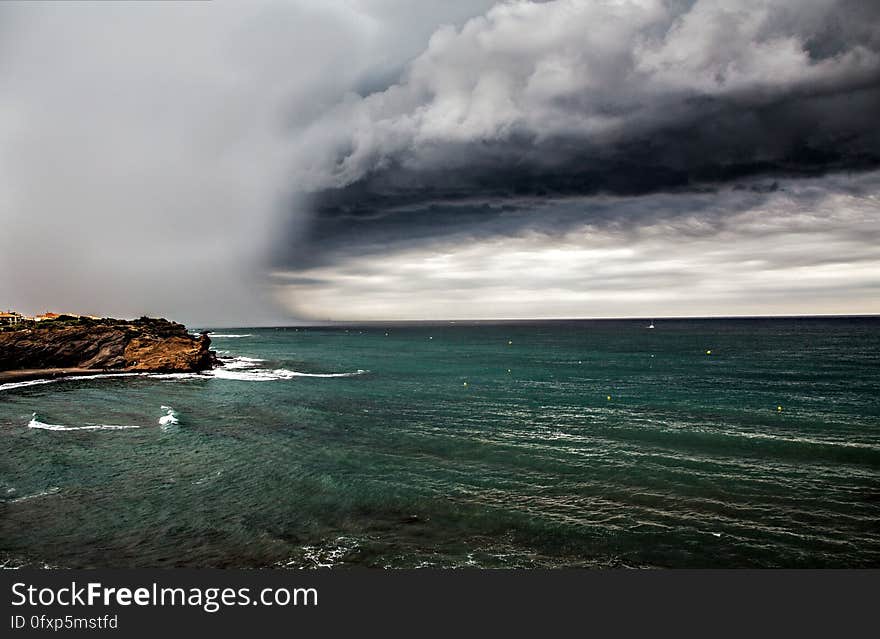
[1,318,878,568]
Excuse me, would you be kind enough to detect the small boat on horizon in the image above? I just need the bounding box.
[647,320,655,329]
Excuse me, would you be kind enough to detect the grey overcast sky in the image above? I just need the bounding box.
[1,1,878,324]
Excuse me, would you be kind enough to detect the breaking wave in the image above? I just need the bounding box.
[208,333,252,338]
[211,368,366,381]
[212,356,366,381]
[220,356,266,370]
[27,412,139,431]
[0,378,59,392]
[0,372,143,393]
[0,357,366,393]
[159,406,179,428]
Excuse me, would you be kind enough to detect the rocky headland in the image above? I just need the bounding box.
[0,316,219,383]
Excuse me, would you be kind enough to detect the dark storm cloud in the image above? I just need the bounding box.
[277,0,880,269]
[285,171,880,273]
[271,170,880,319]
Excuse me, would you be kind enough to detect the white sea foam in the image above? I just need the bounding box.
[8,487,61,503]
[193,470,223,485]
[212,367,366,381]
[220,356,266,370]
[275,536,361,569]
[0,372,144,393]
[210,368,282,381]
[1,364,364,391]
[211,355,365,381]
[1,357,364,394]
[149,372,205,380]
[208,333,252,338]
[0,378,58,392]
[0,556,58,569]
[276,369,367,378]
[27,413,139,431]
[159,406,179,428]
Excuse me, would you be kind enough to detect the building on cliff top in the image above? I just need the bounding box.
[32,312,103,322]
[34,312,61,322]
[0,311,25,325]
[1,311,104,325]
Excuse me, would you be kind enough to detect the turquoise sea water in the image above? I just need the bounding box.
[1,318,878,568]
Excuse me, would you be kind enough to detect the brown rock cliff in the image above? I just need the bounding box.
[0,317,218,373]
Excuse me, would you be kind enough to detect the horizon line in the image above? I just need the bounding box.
[192,312,880,328]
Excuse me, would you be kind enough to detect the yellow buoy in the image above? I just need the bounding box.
[706,350,712,355]
[463,381,468,387]
[508,340,513,345]
[777,405,783,412]
[607,395,611,401]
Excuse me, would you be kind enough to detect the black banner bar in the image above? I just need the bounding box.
[1,570,877,636]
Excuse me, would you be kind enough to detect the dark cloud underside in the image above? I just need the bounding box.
[275,0,880,270]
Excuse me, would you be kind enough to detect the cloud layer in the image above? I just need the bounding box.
[273,171,880,319]
[295,0,880,192]
[266,0,880,320]
[280,0,880,267]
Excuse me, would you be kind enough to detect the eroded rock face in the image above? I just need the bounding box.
[0,317,218,372]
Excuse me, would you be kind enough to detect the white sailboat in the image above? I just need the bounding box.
[647,320,655,329]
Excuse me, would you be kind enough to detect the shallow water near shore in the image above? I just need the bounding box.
[1,318,879,568]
